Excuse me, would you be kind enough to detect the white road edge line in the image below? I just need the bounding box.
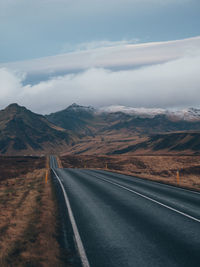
[91,173,200,224]
[97,170,200,196]
[52,168,90,267]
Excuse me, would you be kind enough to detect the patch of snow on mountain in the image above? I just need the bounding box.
[99,105,166,117]
[99,106,200,121]
[67,103,95,112]
[170,108,200,121]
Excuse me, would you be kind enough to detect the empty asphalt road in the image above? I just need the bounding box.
[50,156,200,267]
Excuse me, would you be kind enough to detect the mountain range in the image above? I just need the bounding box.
[1,103,200,155]
[98,105,200,121]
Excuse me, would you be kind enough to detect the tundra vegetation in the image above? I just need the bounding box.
[0,156,65,266]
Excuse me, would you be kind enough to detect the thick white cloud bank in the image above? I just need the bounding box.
[0,45,200,114]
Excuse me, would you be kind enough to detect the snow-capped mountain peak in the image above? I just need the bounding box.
[99,105,166,117]
[67,103,95,112]
[98,105,200,121]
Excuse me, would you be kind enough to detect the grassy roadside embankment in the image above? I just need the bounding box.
[0,156,64,266]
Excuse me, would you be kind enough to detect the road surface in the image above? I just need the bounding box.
[50,156,200,267]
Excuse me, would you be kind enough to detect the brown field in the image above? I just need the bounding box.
[61,132,146,155]
[61,155,200,191]
[0,157,64,266]
[0,156,45,182]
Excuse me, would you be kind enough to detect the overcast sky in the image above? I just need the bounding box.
[0,0,200,113]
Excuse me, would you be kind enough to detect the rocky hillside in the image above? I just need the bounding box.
[47,104,200,135]
[111,132,200,155]
[0,104,74,155]
[46,103,96,137]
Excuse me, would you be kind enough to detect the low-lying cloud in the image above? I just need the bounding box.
[2,36,200,85]
[0,48,200,114]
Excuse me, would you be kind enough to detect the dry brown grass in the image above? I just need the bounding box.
[0,156,45,182]
[56,155,63,168]
[61,132,144,155]
[0,157,64,267]
[60,155,200,191]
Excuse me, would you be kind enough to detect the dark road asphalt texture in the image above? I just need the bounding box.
[50,156,200,267]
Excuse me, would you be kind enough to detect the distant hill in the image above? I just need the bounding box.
[108,114,200,134]
[111,132,200,155]
[100,105,200,121]
[0,104,74,155]
[47,104,200,135]
[46,103,96,137]
[1,103,200,155]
